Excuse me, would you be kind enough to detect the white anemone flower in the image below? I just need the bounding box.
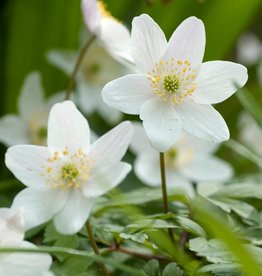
[0,72,63,147]
[0,208,52,276]
[237,33,262,66]
[6,101,132,235]
[47,41,130,124]
[239,112,262,157]
[130,122,233,196]
[102,14,248,152]
[81,0,133,64]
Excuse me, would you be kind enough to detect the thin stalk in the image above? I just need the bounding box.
[107,245,169,262]
[160,152,174,242]
[159,152,169,213]
[86,220,109,276]
[64,35,96,100]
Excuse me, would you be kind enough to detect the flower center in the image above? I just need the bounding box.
[41,148,93,190]
[37,126,47,139]
[147,59,198,105]
[164,75,180,93]
[164,146,193,169]
[61,164,79,182]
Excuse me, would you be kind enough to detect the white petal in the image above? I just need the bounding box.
[0,241,52,276]
[134,153,160,186]
[47,101,90,152]
[102,74,152,115]
[162,17,205,66]
[166,171,195,198]
[0,115,28,146]
[192,61,248,104]
[47,50,76,75]
[140,98,182,152]
[176,102,229,143]
[131,14,167,72]
[97,100,123,124]
[12,188,68,230]
[46,92,65,109]
[81,0,101,33]
[82,162,131,198]
[89,121,133,166]
[129,122,153,154]
[77,82,98,114]
[181,157,233,182]
[100,18,134,64]
[178,132,219,156]
[0,208,24,242]
[5,145,52,191]
[54,190,95,235]
[18,72,45,120]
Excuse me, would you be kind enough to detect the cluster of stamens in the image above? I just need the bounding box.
[41,147,94,190]
[147,58,198,105]
[97,1,119,22]
[165,146,194,169]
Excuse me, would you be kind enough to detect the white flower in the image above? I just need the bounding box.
[102,15,248,152]
[0,72,63,147]
[237,33,262,66]
[81,0,133,64]
[6,101,133,235]
[0,208,52,276]
[47,42,130,124]
[130,122,233,196]
[239,112,262,157]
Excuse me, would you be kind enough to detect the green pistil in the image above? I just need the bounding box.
[167,148,177,160]
[61,164,79,181]
[164,75,180,93]
[37,126,47,139]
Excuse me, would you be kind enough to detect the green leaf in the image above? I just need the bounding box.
[143,260,160,276]
[44,223,79,261]
[119,232,148,244]
[128,219,179,229]
[176,216,207,238]
[225,139,262,167]
[199,263,241,275]
[162,262,184,276]
[197,183,260,219]
[52,255,93,276]
[192,198,262,275]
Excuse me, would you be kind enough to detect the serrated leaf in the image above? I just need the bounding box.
[162,262,184,276]
[199,263,241,275]
[143,260,160,276]
[119,232,148,243]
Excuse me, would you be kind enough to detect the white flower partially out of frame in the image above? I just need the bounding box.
[130,122,233,197]
[0,208,52,276]
[102,14,248,152]
[47,42,130,124]
[0,71,63,147]
[81,0,133,64]
[5,101,133,235]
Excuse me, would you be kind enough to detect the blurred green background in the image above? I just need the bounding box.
[1,0,262,184]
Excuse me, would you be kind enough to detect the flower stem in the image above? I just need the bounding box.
[160,152,174,242]
[64,35,96,101]
[159,152,169,213]
[86,220,109,276]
